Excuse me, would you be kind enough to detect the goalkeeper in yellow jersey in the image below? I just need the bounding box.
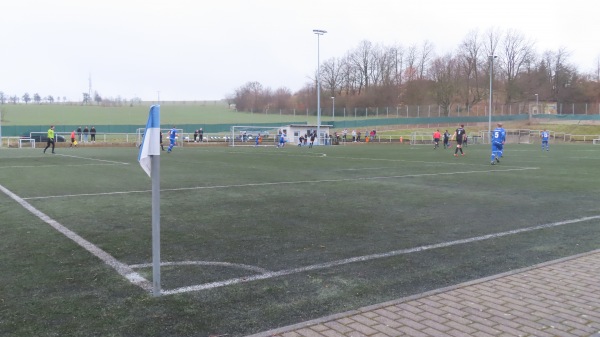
[43,125,56,154]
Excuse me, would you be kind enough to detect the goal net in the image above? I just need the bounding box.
[230,125,283,147]
[136,128,184,148]
[410,131,433,145]
[506,129,532,144]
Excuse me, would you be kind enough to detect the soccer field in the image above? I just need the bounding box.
[1,142,599,336]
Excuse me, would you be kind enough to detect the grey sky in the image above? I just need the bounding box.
[2,0,597,102]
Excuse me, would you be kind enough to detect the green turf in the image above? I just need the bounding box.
[0,103,319,126]
[1,142,599,336]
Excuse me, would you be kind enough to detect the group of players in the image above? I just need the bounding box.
[431,123,505,164]
[432,125,469,157]
[43,123,551,163]
[43,125,180,154]
[432,123,550,165]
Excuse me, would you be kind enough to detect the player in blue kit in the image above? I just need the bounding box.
[167,126,177,153]
[490,122,506,165]
[540,129,550,151]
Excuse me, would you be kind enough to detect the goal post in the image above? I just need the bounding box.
[506,129,532,144]
[230,125,284,147]
[409,131,433,145]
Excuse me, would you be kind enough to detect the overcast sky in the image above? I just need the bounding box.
[2,0,597,102]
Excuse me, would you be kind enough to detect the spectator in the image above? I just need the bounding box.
[83,126,89,142]
[199,128,204,141]
[77,126,82,142]
[90,126,96,142]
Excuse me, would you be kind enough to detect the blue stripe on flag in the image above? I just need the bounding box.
[138,105,160,177]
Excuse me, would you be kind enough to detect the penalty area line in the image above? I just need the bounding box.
[162,214,600,295]
[0,183,153,293]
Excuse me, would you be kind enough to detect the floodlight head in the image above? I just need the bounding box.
[313,29,327,35]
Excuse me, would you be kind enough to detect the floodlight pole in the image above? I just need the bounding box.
[313,29,326,145]
[331,96,335,121]
[488,55,497,140]
[535,93,539,113]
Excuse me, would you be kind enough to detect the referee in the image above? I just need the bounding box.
[43,125,56,154]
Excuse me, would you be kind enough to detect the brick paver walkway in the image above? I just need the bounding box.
[248,250,600,337]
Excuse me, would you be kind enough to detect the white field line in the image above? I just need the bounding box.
[54,153,130,165]
[0,183,153,293]
[0,163,124,169]
[336,167,400,171]
[23,167,539,200]
[130,261,271,274]
[161,215,600,295]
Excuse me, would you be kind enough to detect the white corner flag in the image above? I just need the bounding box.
[138,105,161,177]
[138,105,162,296]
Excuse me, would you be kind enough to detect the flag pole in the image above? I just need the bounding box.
[138,104,161,296]
[151,153,161,296]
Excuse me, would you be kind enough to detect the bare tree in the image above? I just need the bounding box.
[94,91,102,105]
[404,44,418,82]
[349,40,374,94]
[321,57,343,97]
[500,29,536,102]
[457,30,485,107]
[546,47,576,103]
[272,87,292,110]
[22,93,31,104]
[418,40,435,80]
[391,44,405,87]
[339,53,359,96]
[430,53,459,115]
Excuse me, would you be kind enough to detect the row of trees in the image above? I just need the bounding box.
[230,28,600,115]
[0,92,68,105]
[0,90,143,107]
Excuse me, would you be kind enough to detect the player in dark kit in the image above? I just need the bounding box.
[452,124,466,156]
[443,130,450,149]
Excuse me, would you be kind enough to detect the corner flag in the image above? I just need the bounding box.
[137,105,162,296]
[138,105,161,177]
